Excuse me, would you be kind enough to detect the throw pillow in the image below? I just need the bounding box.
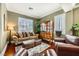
[65,35,79,45]
[29,32,33,36]
[25,32,28,37]
[18,33,23,38]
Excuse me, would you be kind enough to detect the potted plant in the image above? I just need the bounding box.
[72,24,79,36]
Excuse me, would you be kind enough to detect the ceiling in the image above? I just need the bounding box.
[6,3,76,19]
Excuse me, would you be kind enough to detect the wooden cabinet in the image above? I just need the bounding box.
[40,20,54,43]
[40,32,53,40]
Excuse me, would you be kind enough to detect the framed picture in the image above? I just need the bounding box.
[4,13,7,31]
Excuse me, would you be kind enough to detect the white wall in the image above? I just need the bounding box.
[0,3,7,53]
[0,3,2,53]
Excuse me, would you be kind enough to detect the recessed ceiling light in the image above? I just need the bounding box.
[28,7,33,10]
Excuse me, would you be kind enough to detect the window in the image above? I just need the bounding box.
[54,14,66,35]
[18,17,33,33]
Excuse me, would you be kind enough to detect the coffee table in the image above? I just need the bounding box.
[22,41,56,56]
[27,43,50,56]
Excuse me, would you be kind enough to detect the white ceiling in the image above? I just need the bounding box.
[6,3,76,18]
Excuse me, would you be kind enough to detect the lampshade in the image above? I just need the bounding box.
[7,25,14,31]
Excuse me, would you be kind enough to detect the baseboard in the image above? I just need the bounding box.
[0,42,8,56]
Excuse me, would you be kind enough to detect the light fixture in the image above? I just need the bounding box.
[28,7,33,10]
[7,25,15,45]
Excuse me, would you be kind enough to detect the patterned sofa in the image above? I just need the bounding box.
[12,32,38,45]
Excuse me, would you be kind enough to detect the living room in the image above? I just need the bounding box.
[0,3,79,56]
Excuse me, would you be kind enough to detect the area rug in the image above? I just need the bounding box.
[15,45,22,53]
[28,43,50,56]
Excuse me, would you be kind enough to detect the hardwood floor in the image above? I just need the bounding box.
[4,43,15,56]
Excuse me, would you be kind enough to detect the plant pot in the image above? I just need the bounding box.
[56,31,62,37]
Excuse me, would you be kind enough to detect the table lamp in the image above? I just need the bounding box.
[7,25,14,44]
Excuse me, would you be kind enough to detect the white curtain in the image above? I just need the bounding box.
[54,14,66,35]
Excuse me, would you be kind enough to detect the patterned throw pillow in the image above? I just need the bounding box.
[14,33,20,38]
[22,32,26,37]
[29,32,33,36]
[18,33,23,38]
[25,32,28,37]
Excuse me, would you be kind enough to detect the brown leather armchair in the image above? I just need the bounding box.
[55,35,79,56]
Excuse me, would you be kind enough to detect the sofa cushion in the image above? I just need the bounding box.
[29,36,37,39]
[18,37,29,41]
[65,35,79,45]
[15,33,20,38]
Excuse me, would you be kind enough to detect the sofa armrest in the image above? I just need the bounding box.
[55,42,79,55]
[12,36,18,41]
[56,42,79,50]
[12,36,18,39]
